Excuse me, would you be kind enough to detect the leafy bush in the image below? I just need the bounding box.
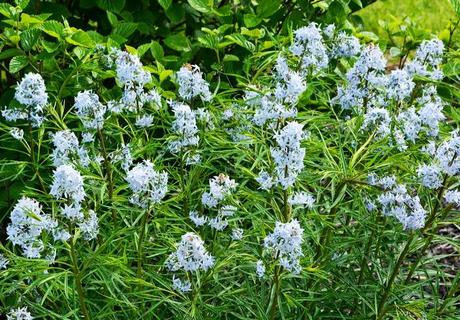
[0,0,380,83]
[1,1,460,319]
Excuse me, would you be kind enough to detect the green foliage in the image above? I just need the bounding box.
[0,1,460,320]
[0,0,377,76]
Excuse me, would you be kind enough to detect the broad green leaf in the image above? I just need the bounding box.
[0,4,14,19]
[326,0,347,22]
[158,0,172,10]
[20,28,41,51]
[96,0,125,13]
[0,48,24,61]
[256,0,281,18]
[213,4,231,16]
[87,30,104,43]
[164,33,191,52]
[108,34,127,46]
[198,34,219,49]
[262,40,275,49]
[66,30,94,48]
[41,20,64,38]
[159,69,173,82]
[241,27,265,39]
[162,90,176,100]
[224,34,255,52]
[150,41,164,60]
[125,45,137,55]
[15,0,30,10]
[165,3,185,23]
[223,54,239,62]
[243,13,262,28]
[20,13,45,25]
[106,11,118,26]
[9,56,29,73]
[351,0,362,8]
[41,40,60,53]
[187,0,213,14]
[73,47,87,60]
[113,22,137,38]
[14,0,30,10]
[137,43,151,57]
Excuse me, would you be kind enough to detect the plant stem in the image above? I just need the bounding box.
[180,158,189,216]
[376,232,416,320]
[97,129,115,221]
[350,214,380,316]
[70,237,90,320]
[404,170,452,283]
[303,183,346,316]
[404,206,451,284]
[137,207,151,278]
[447,18,460,49]
[28,122,35,164]
[283,188,290,222]
[268,183,290,319]
[312,181,346,263]
[313,205,338,263]
[268,265,281,320]
[437,272,460,314]
[282,164,290,222]
[357,223,377,286]
[28,122,47,193]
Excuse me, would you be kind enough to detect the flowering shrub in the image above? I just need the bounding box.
[1,1,460,319]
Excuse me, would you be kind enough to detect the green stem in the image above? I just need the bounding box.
[437,272,460,314]
[28,122,47,193]
[313,205,338,263]
[70,237,90,320]
[137,207,151,278]
[269,178,289,319]
[282,163,290,222]
[351,214,379,316]
[28,122,35,165]
[312,181,346,263]
[405,167,452,283]
[374,216,386,261]
[376,233,416,320]
[357,224,377,286]
[180,158,189,216]
[404,206,451,284]
[97,129,115,221]
[283,188,290,222]
[268,265,281,320]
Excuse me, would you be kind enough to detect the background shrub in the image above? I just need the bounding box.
[1,0,460,319]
